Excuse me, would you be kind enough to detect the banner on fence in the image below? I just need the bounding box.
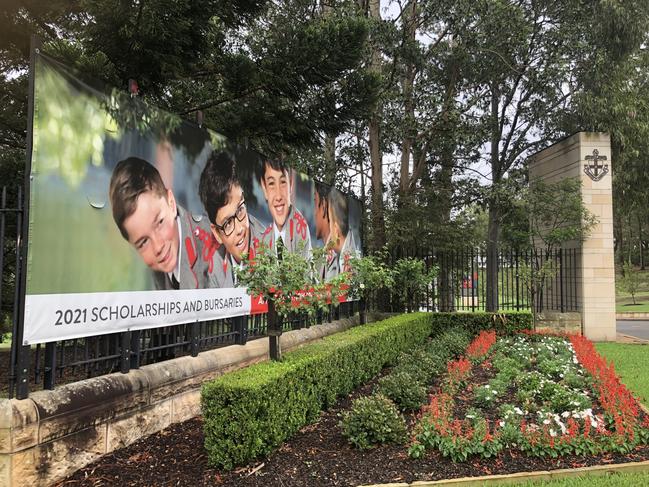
[22,53,362,345]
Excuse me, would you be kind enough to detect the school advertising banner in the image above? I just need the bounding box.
[22,52,362,345]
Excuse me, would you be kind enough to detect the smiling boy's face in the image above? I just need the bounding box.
[261,163,291,231]
[211,184,250,264]
[123,189,179,274]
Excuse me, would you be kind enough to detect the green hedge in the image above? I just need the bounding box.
[201,313,432,469]
[201,311,531,470]
[430,311,532,336]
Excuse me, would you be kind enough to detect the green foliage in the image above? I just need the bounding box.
[392,348,446,385]
[429,311,532,336]
[526,179,598,251]
[235,243,346,318]
[346,252,394,301]
[620,262,641,305]
[392,257,438,312]
[376,371,427,412]
[428,328,472,359]
[201,312,433,470]
[340,394,407,449]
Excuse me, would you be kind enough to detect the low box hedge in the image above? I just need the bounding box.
[201,311,531,470]
[431,311,532,336]
[201,312,432,469]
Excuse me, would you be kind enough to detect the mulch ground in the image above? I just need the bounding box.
[54,368,649,487]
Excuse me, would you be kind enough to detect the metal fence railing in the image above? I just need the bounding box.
[0,184,359,398]
[2,183,582,398]
[388,246,581,314]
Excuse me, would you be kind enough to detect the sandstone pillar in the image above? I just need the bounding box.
[529,132,615,341]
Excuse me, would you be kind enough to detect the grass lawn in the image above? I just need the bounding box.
[595,342,649,406]
[492,472,649,486]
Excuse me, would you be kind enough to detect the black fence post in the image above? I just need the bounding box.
[130,330,141,369]
[43,342,56,390]
[120,331,131,374]
[190,321,200,357]
[267,301,281,361]
[234,315,248,345]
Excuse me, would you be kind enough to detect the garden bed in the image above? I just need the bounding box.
[54,329,649,486]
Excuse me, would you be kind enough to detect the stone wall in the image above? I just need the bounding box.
[0,316,360,486]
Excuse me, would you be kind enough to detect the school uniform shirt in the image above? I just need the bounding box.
[321,237,339,281]
[338,230,361,274]
[208,213,266,288]
[261,205,312,259]
[152,205,222,290]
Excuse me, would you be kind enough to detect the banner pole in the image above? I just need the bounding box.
[14,35,41,399]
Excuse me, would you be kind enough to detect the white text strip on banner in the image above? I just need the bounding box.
[23,288,252,345]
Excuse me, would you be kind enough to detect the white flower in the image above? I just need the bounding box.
[359,283,365,289]
[499,421,505,427]
[543,419,551,425]
[550,429,557,437]
[561,411,570,418]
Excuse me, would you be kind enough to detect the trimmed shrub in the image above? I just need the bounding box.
[201,313,432,470]
[431,328,472,357]
[340,394,407,449]
[430,311,532,336]
[377,371,428,411]
[392,348,446,385]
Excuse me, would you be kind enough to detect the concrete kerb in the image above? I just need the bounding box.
[0,314,360,487]
[359,461,649,487]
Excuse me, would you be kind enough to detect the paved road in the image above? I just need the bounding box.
[617,320,649,340]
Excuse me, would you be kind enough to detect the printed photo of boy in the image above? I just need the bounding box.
[314,181,338,280]
[199,151,266,287]
[328,188,361,275]
[259,159,312,258]
[109,157,220,290]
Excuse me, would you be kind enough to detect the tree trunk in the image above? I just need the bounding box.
[398,1,417,198]
[368,0,385,251]
[323,134,336,185]
[638,214,645,270]
[486,205,500,312]
[437,156,455,312]
[486,84,502,312]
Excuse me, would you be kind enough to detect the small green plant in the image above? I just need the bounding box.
[433,328,471,358]
[340,394,407,449]
[377,371,428,411]
[393,348,446,384]
[346,252,394,301]
[392,257,438,312]
[620,262,641,305]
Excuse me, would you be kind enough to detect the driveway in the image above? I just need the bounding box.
[617,320,649,341]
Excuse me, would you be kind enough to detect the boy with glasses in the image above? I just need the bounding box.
[199,150,266,287]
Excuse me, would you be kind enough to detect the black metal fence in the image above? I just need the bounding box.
[2,184,581,398]
[8,303,355,399]
[0,183,359,398]
[389,246,581,314]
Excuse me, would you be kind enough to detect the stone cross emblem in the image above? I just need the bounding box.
[583,149,609,181]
